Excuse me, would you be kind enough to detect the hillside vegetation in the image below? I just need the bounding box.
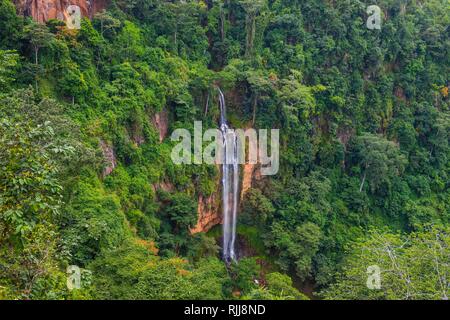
[0,0,449,300]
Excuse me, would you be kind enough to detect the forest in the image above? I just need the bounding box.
[0,0,449,300]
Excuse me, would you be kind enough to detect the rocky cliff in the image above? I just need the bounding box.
[190,194,222,234]
[100,140,116,178]
[192,135,263,234]
[13,0,107,23]
[151,109,169,143]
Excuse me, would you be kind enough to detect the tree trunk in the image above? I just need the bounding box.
[359,171,367,192]
[245,15,256,58]
[35,47,39,65]
[252,94,258,126]
[34,47,39,91]
[174,24,178,53]
[220,5,225,42]
[204,93,210,117]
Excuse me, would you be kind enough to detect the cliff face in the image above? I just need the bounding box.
[190,194,222,234]
[192,166,262,234]
[13,0,107,23]
[192,135,263,234]
[151,109,169,143]
[240,132,262,200]
[100,140,116,178]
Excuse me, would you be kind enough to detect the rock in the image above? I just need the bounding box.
[153,181,175,193]
[192,127,264,234]
[240,129,262,200]
[151,109,169,143]
[100,140,116,177]
[241,162,256,201]
[190,194,222,234]
[13,0,108,23]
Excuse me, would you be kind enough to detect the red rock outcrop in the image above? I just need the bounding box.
[13,0,107,23]
[100,140,116,177]
[241,162,256,200]
[151,109,169,143]
[192,132,263,234]
[240,132,262,200]
[153,181,175,193]
[190,194,222,234]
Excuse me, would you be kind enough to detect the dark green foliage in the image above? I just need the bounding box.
[0,0,448,300]
[241,188,275,226]
[322,227,450,300]
[158,191,198,256]
[91,241,228,300]
[230,257,261,295]
[0,0,22,49]
[62,174,129,265]
[249,272,308,300]
[0,50,19,90]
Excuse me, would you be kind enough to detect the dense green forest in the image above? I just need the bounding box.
[0,0,449,300]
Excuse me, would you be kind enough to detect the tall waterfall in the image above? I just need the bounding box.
[218,88,239,263]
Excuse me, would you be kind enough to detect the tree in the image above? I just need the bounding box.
[62,175,128,265]
[0,0,22,49]
[268,221,322,280]
[158,191,197,256]
[0,224,67,299]
[115,21,145,61]
[278,70,325,124]
[322,227,450,300]
[23,22,55,90]
[239,0,267,58]
[186,233,220,262]
[242,188,275,226]
[0,90,77,299]
[148,1,209,61]
[89,240,158,299]
[265,272,308,300]
[23,22,55,66]
[351,133,408,193]
[244,272,309,300]
[245,69,274,125]
[0,118,65,243]
[230,257,261,295]
[93,10,121,39]
[0,89,80,242]
[58,61,88,104]
[0,50,19,90]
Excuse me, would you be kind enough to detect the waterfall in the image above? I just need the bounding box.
[218,88,239,263]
